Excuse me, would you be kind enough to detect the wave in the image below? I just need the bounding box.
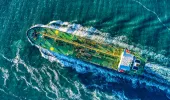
[132,0,170,31]
[145,63,170,83]
[0,48,57,100]
[0,67,9,86]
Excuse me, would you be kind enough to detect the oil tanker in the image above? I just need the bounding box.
[27,20,146,75]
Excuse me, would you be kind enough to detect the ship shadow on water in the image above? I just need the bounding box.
[57,53,170,100]
[62,61,170,100]
[77,72,169,99]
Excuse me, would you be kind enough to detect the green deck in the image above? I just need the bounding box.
[27,27,124,70]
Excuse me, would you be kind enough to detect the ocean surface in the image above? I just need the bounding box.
[0,0,170,99]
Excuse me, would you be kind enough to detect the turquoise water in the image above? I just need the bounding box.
[0,0,170,99]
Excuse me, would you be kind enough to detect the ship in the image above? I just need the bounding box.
[27,20,146,75]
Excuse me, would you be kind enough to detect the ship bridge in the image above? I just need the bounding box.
[118,50,134,72]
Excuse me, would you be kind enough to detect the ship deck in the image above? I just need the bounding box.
[27,26,125,70]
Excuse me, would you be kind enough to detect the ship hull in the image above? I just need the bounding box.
[27,21,145,75]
